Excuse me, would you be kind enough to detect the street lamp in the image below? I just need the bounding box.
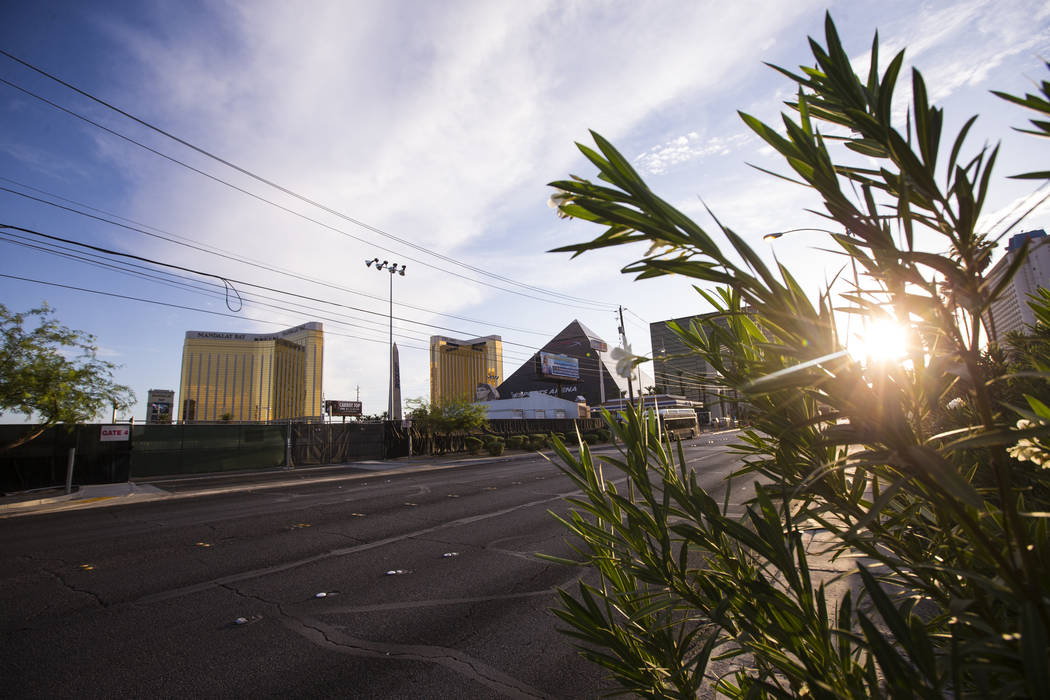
[763,227,863,343]
[365,257,407,419]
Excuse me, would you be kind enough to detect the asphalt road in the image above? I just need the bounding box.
[1,435,745,699]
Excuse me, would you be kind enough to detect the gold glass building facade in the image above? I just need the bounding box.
[430,335,502,405]
[178,322,323,422]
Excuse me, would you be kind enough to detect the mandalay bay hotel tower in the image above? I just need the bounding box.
[178,322,324,422]
[430,335,503,405]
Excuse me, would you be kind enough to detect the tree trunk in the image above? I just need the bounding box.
[2,423,51,451]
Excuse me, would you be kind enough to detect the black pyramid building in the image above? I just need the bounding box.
[496,320,626,406]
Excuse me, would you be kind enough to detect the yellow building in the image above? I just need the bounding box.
[430,335,503,405]
[178,322,323,422]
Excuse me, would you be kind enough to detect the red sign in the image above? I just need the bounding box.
[100,425,130,441]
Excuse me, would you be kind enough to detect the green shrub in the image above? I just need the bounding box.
[485,438,505,456]
[545,17,1050,698]
[463,436,483,455]
[508,435,526,450]
[582,432,598,445]
[596,429,611,442]
[527,434,547,450]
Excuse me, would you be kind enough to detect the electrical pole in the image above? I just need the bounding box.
[619,305,635,405]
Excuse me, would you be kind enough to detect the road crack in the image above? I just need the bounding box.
[41,566,106,608]
[278,613,549,699]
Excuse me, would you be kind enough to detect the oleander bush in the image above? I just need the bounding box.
[546,15,1050,698]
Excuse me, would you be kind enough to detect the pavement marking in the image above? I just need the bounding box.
[133,484,601,606]
[307,588,555,614]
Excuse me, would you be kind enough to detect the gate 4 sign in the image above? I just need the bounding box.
[100,425,131,441]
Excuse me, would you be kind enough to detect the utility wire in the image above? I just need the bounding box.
[0,178,554,335]
[0,271,434,353]
[3,230,647,382]
[4,224,635,371]
[0,58,616,309]
[0,233,423,343]
[0,223,569,351]
[3,249,684,388]
[0,77,615,313]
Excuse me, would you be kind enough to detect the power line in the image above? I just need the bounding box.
[0,271,436,353]
[3,224,637,371]
[3,253,694,390]
[0,58,617,310]
[0,223,571,352]
[4,223,662,381]
[0,179,555,334]
[3,229,642,383]
[0,77,616,313]
[0,233,424,343]
[0,266,639,386]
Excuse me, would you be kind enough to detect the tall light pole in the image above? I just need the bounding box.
[365,258,406,419]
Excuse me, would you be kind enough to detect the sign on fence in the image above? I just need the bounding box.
[100,425,130,441]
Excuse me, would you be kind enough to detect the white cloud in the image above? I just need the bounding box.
[634,131,752,174]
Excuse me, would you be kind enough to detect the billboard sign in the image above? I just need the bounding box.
[146,389,175,424]
[538,352,579,381]
[100,425,130,441]
[326,400,363,417]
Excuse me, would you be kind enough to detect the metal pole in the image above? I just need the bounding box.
[619,305,635,405]
[284,419,293,468]
[389,269,394,420]
[65,447,75,494]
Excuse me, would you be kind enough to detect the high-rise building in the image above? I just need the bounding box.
[650,315,718,405]
[986,229,1049,340]
[430,335,503,405]
[178,322,323,422]
[650,312,755,420]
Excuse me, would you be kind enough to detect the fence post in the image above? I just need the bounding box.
[284,420,293,468]
[65,447,76,494]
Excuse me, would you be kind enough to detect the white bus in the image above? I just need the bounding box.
[604,406,700,440]
[654,408,700,440]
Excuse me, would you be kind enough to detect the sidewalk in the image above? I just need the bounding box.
[0,430,742,519]
[0,443,605,518]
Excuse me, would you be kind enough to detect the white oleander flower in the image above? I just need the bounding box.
[1007,418,1050,468]
[610,344,636,378]
[946,397,965,411]
[547,188,574,219]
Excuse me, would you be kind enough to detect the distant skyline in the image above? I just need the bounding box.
[2,1,1049,421]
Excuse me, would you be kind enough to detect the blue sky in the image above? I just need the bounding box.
[2,0,1049,421]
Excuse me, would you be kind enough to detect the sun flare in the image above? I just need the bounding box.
[848,319,910,365]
